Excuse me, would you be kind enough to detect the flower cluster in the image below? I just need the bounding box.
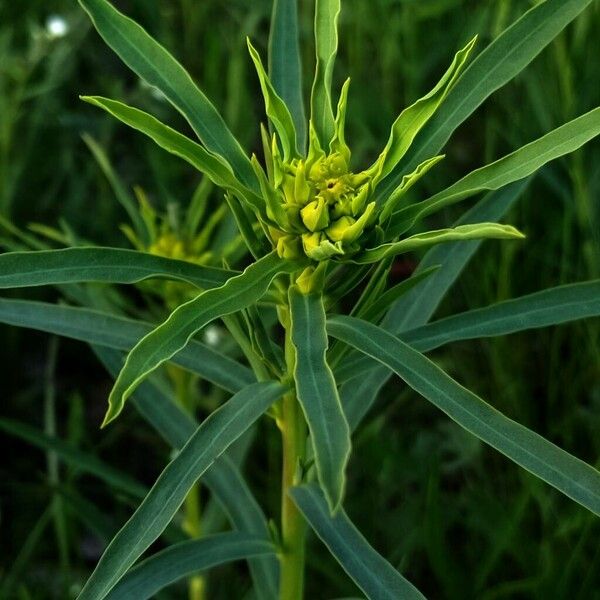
[269,149,377,262]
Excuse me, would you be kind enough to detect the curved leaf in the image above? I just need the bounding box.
[385,180,531,332]
[357,223,524,264]
[370,37,476,184]
[0,247,235,290]
[289,287,350,511]
[0,299,253,393]
[388,107,600,237]
[335,280,600,383]
[78,0,256,189]
[403,280,600,352]
[104,533,275,600]
[340,181,531,430]
[311,0,341,145]
[269,0,306,151]
[290,484,426,600]
[379,0,596,197]
[81,96,263,209]
[328,316,600,516]
[94,346,279,600]
[106,252,299,425]
[78,381,286,600]
[247,39,298,160]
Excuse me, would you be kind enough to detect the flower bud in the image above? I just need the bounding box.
[327,216,355,242]
[302,232,344,261]
[301,197,330,232]
[277,235,303,259]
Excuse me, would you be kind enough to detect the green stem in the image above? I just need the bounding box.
[44,336,70,570]
[169,365,206,600]
[277,304,307,600]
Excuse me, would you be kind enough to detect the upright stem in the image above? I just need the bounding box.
[169,366,206,600]
[277,304,307,600]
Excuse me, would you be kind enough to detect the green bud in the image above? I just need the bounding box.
[276,235,303,259]
[302,232,344,261]
[340,201,376,243]
[327,216,355,242]
[326,153,348,176]
[351,183,371,215]
[331,195,354,219]
[284,203,305,231]
[301,197,330,232]
[294,160,311,205]
[295,263,326,294]
[306,121,326,174]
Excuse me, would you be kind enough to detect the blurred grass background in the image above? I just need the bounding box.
[0,0,599,598]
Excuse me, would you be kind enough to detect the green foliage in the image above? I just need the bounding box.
[1,0,599,598]
[289,287,350,511]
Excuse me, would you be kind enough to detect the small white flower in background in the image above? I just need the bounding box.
[46,15,69,38]
[203,325,221,347]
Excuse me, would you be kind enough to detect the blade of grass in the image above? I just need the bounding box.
[82,133,149,245]
[0,418,147,498]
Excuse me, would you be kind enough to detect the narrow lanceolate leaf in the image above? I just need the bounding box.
[370,37,476,184]
[311,0,341,145]
[269,0,306,151]
[0,247,235,290]
[290,484,426,600]
[104,533,275,600]
[386,180,531,333]
[378,155,445,223]
[94,346,279,600]
[379,0,597,196]
[0,419,146,499]
[78,0,256,189]
[388,107,600,237]
[78,381,286,600]
[403,280,600,352]
[0,299,253,393]
[81,97,263,209]
[289,287,350,511]
[106,252,299,425]
[328,316,600,516]
[357,223,524,264]
[247,39,298,161]
[340,181,531,431]
[335,280,600,384]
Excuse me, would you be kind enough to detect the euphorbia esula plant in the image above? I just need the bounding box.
[0,0,599,598]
